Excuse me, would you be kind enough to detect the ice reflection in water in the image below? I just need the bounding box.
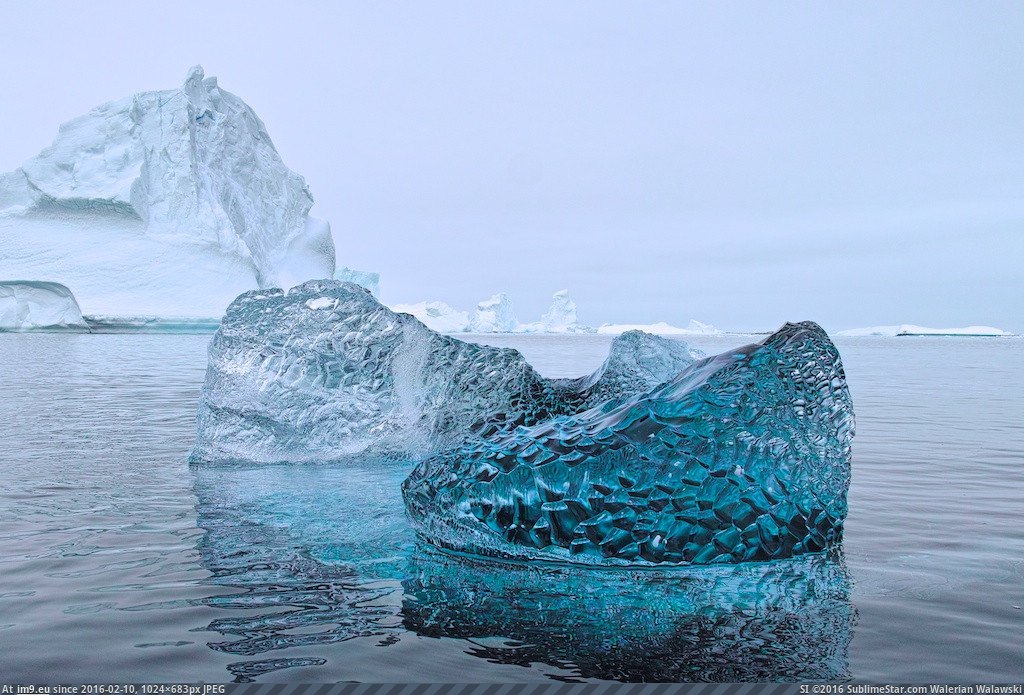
[192,461,853,682]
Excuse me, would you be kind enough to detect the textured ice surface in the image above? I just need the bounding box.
[0,66,334,317]
[333,266,380,298]
[403,321,854,565]
[0,281,88,331]
[192,461,853,681]
[191,280,699,464]
[467,293,518,333]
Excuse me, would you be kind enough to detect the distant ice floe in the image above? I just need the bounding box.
[391,288,717,335]
[598,320,722,336]
[838,324,1013,337]
[0,281,88,331]
[389,300,471,333]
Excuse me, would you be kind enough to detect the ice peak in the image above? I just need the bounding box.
[0,68,337,316]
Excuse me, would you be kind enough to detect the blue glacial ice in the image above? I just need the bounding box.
[192,280,854,567]
[191,280,700,464]
[402,321,854,565]
[191,460,854,681]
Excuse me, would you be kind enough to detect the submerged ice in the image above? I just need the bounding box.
[193,461,854,681]
[403,322,854,565]
[191,280,698,464]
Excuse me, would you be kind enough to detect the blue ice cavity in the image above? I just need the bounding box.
[402,322,854,565]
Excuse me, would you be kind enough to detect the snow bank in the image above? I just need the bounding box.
[0,66,336,317]
[0,281,89,331]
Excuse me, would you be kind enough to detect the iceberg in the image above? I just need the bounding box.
[838,324,1012,337]
[333,266,380,298]
[191,280,699,464]
[467,293,518,333]
[518,289,594,333]
[598,319,723,336]
[0,281,88,331]
[388,300,469,333]
[403,321,855,566]
[0,66,335,318]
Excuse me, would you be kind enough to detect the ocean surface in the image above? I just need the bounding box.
[1,332,1021,683]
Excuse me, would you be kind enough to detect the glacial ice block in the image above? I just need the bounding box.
[191,280,699,464]
[0,281,89,331]
[402,321,855,565]
[518,289,594,333]
[467,293,518,333]
[0,66,335,317]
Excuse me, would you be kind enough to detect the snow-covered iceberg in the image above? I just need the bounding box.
[0,281,88,331]
[467,293,518,333]
[191,280,699,464]
[598,320,722,336]
[403,321,854,566]
[333,266,380,298]
[389,300,470,333]
[838,324,1012,337]
[518,289,594,333]
[0,66,335,318]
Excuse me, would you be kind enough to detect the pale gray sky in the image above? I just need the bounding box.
[1,1,1021,331]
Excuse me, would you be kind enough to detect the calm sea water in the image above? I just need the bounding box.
[1,332,1021,683]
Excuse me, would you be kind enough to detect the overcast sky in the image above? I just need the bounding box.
[1,1,1021,331]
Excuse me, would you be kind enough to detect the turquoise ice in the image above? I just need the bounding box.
[403,322,854,565]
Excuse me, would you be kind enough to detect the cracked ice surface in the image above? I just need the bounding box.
[403,322,854,565]
[191,280,700,464]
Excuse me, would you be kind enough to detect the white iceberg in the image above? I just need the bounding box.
[518,289,594,334]
[598,319,722,336]
[390,300,470,333]
[333,267,380,298]
[0,66,335,318]
[837,324,1012,337]
[0,281,89,331]
[467,293,518,333]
